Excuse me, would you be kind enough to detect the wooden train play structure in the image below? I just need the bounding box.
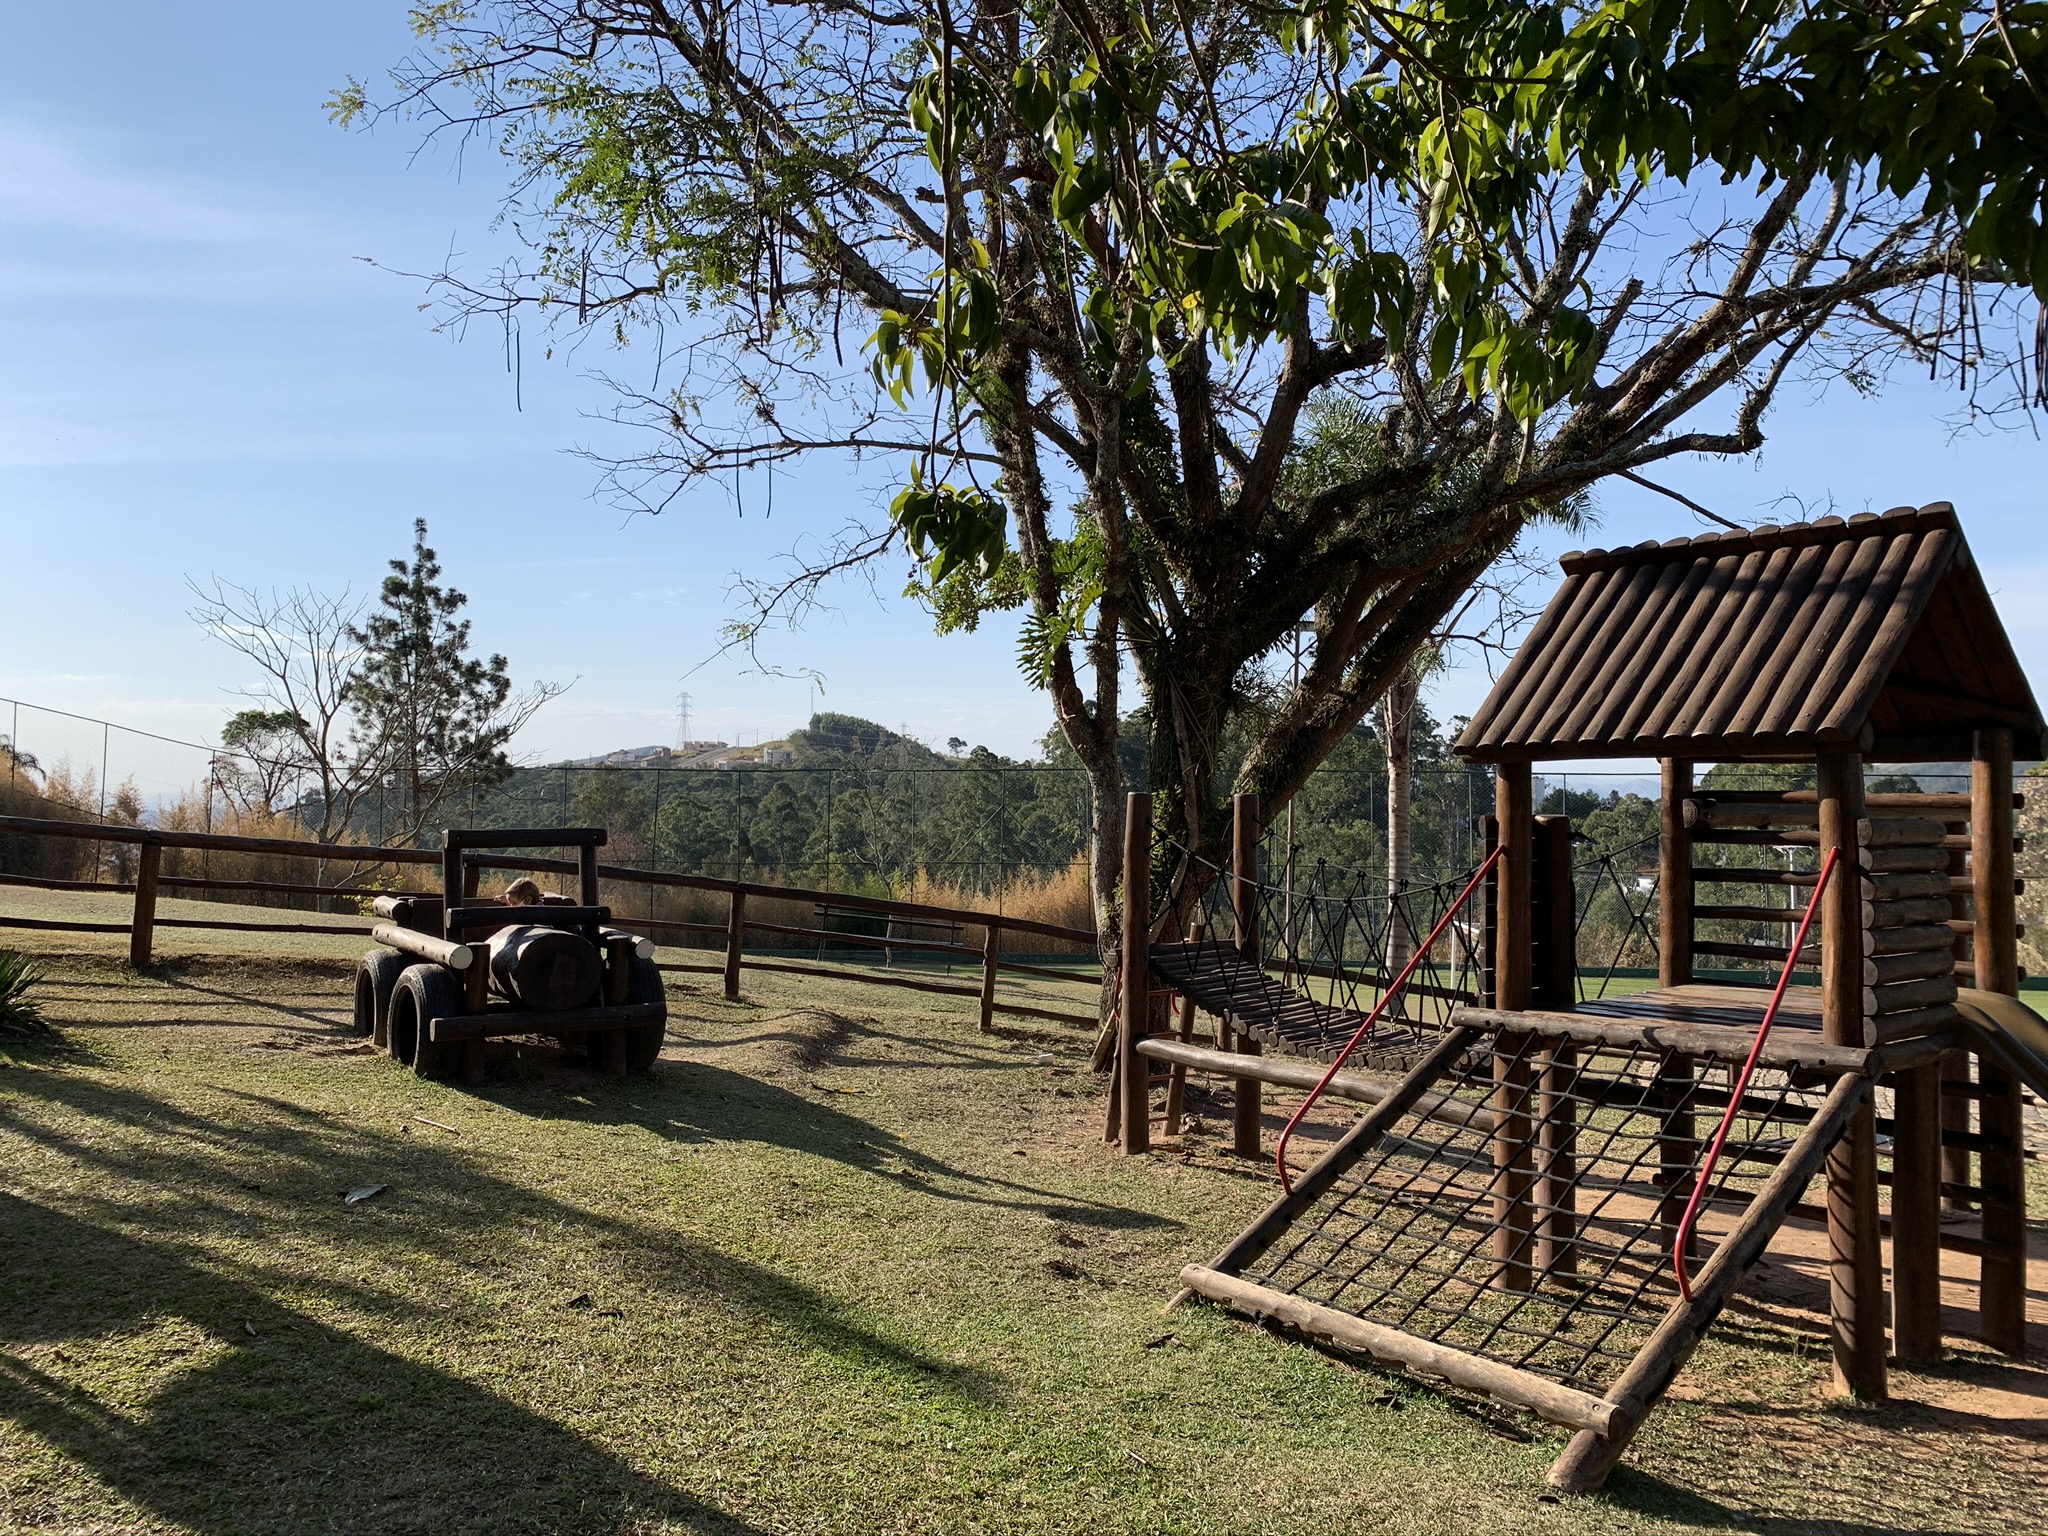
[1115,504,2047,1490]
[352,827,665,1080]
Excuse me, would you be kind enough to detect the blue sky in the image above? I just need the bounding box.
[3,5,2044,776]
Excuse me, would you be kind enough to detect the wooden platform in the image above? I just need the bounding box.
[1577,983,1824,1033]
[1577,982,1961,1046]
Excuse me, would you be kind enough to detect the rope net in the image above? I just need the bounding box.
[1242,1026,1840,1393]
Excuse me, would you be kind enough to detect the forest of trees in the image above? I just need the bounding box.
[434,708,1497,900]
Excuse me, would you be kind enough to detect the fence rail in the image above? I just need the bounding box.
[0,813,1103,1032]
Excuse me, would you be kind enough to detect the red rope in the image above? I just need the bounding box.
[1672,847,1840,1301]
[1274,844,1504,1193]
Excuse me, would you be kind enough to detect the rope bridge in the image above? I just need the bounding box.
[1150,843,1489,1071]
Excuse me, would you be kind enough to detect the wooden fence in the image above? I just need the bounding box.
[0,813,1101,1031]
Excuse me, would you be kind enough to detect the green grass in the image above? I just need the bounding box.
[1,928,2043,1536]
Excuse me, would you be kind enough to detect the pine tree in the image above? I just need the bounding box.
[348,520,520,840]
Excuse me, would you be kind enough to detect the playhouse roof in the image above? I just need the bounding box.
[1455,503,2044,763]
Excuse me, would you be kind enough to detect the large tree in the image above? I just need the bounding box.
[339,0,2048,973]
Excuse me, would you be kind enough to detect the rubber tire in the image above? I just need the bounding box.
[353,949,408,1040]
[622,956,668,1072]
[389,964,466,1079]
[584,957,668,1072]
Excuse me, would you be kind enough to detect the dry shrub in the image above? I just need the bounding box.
[583,855,1096,957]
[898,856,1095,953]
[147,791,434,913]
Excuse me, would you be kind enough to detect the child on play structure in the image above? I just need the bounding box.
[502,878,547,906]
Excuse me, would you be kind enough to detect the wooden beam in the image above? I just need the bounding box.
[371,924,475,970]
[1135,1036,1501,1135]
[1181,1266,1622,1437]
[426,999,663,1041]
[445,826,608,849]
[1453,1005,1874,1074]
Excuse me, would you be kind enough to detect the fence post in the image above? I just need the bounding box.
[128,838,161,969]
[979,920,1000,1032]
[724,889,747,1001]
[1231,792,1263,1157]
[1119,792,1152,1155]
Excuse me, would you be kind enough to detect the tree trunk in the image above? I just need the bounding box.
[1383,670,1419,976]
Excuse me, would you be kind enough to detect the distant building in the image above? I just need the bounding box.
[762,746,794,766]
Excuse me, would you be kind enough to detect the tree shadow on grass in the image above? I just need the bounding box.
[475,1056,1178,1234]
[0,1193,768,1536]
[0,1070,1002,1415]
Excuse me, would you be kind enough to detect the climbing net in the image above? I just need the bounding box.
[1245,1024,1840,1392]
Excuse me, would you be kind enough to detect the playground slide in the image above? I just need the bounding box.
[1952,986,2048,1104]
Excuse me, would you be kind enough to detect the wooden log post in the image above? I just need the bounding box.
[978,921,1000,1033]
[1231,793,1264,1158]
[1942,838,1973,1211]
[1120,792,1153,1156]
[462,932,491,1082]
[1660,759,1693,987]
[1492,763,1536,1293]
[723,889,747,1001]
[1818,749,1886,1401]
[579,843,602,908]
[1659,764,1745,1263]
[1533,815,1578,1277]
[128,840,161,969]
[1972,727,2026,1356]
[605,934,635,1005]
[1656,1050,1699,1262]
[442,840,464,930]
[1890,1060,1944,1364]
[1480,814,1499,1005]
